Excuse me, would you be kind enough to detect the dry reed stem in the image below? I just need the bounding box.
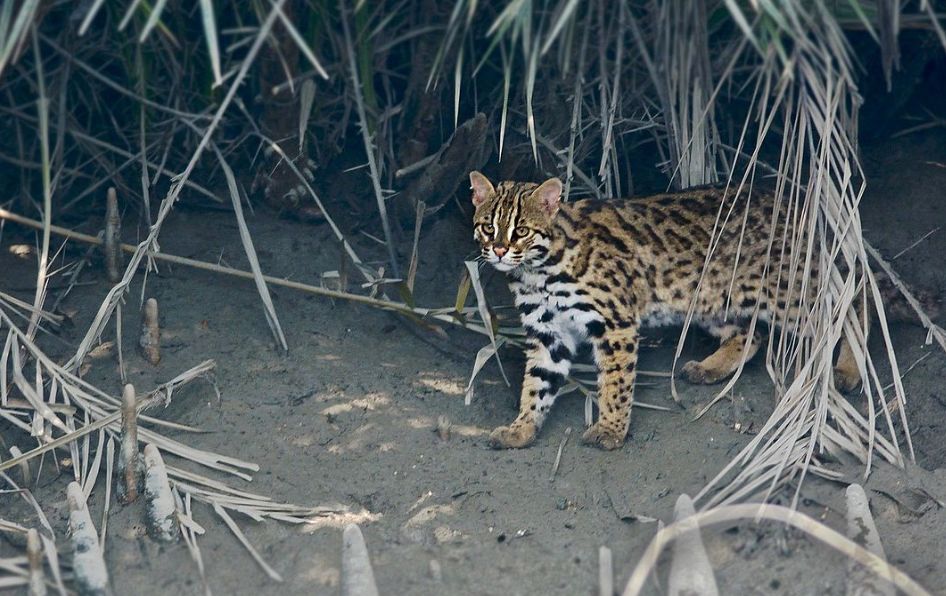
[100,438,115,551]
[66,482,111,596]
[119,384,139,504]
[142,444,179,543]
[26,528,45,596]
[213,149,288,350]
[549,427,572,482]
[104,188,121,283]
[212,503,283,582]
[138,298,160,365]
[341,524,379,596]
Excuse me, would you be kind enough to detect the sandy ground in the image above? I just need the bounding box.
[2,131,946,596]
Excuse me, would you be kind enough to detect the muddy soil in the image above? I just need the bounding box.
[2,131,946,596]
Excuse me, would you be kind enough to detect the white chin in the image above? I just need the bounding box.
[491,260,517,272]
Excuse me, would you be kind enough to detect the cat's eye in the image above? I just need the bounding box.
[513,226,530,238]
[480,223,495,235]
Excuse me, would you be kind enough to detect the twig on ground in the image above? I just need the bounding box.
[892,227,939,260]
[549,427,572,482]
[0,207,497,337]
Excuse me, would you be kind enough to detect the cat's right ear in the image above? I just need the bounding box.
[470,171,495,207]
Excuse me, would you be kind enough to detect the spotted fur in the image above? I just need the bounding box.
[469,171,864,450]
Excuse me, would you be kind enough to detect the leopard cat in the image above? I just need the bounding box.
[469,171,867,451]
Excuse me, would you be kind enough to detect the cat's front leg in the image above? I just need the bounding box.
[583,322,640,450]
[489,333,574,449]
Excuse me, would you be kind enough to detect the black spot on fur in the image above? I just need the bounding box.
[547,272,575,285]
[517,302,539,315]
[549,344,572,363]
[527,327,556,347]
[529,367,566,392]
[586,320,606,338]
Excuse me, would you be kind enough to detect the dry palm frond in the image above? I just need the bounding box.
[686,0,912,508]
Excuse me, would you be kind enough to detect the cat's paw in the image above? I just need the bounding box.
[488,423,536,449]
[833,364,861,393]
[680,360,726,385]
[580,422,625,450]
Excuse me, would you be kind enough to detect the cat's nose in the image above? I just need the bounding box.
[493,245,508,257]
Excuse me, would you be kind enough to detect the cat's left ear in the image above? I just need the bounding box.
[533,177,563,216]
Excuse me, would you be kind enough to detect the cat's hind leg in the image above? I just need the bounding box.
[834,292,869,392]
[583,321,641,450]
[681,324,760,385]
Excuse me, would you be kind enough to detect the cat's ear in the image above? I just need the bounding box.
[469,171,495,207]
[533,177,563,216]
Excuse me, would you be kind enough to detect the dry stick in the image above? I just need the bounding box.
[142,444,179,543]
[104,188,121,283]
[26,528,45,596]
[0,208,488,333]
[892,226,939,260]
[341,524,380,596]
[406,200,426,294]
[598,546,613,596]
[138,298,160,366]
[100,438,115,551]
[119,384,139,504]
[66,482,112,596]
[846,484,894,596]
[549,427,572,482]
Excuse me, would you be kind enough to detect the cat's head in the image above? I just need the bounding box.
[469,171,562,271]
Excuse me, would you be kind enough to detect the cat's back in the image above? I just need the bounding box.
[556,186,774,253]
